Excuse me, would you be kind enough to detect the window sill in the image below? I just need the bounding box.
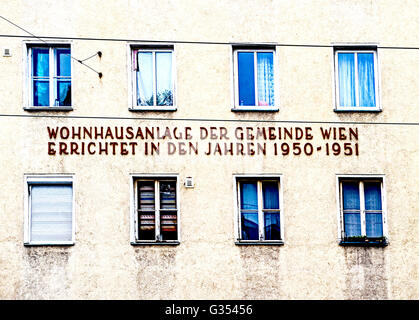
[235,240,284,246]
[334,107,382,113]
[231,107,279,112]
[24,107,73,112]
[339,239,388,247]
[24,242,75,246]
[129,107,177,112]
[131,241,180,246]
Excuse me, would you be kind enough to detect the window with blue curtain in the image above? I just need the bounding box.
[336,50,377,108]
[30,46,71,107]
[262,182,281,240]
[236,49,275,107]
[342,181,361,237]
[364,182,383,237]
[341,179,384,240]
[238,179,281,242]
[136,49,173,107]
[240,182,259,240]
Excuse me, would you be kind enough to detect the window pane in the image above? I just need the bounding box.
[137,181,155,240]
[138,212,155,240]
[344,213,361,237]
[138,182,155,210]
[57,80,71,106]
[237,52,255,106]
[156,52,173,106]
[257,52,274,106]
[160,181,176,209]
[366,213,383,237]
[264,213,281,240]
[262,182,279,209]
[364,182,382,210]
[240,182,258,240]
[241,212,259,240]
[33,80,50,106]
[342,181,361,237]
[357,53,376,107]
[56,48,71,77]
[364,182,383,237]
[32,48,49,77]
[342,182,360,210]
[30,184,72,242]
[160,211,177,240]
[240,182,258,210]
[137,52,154,106]
[338,53,356,107]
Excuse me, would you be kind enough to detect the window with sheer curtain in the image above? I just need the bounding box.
[27,44,72,108]
[338,177,387,245]
[236,177,283,243]
[132,46,174,109]
[234,48,276,109]
[133,178,179,243]
[335,48,379,110]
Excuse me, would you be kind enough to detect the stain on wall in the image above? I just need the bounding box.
[17,247,71,299]
[344,247,388,299]
[134,247,177,299]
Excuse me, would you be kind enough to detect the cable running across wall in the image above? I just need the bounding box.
[0,15,103,78]
[0,16,418,50]
[0,113,417,126]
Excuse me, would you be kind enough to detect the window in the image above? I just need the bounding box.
[233,47,277,110]
[235,176,283,243]
[24,176,74,245]
[131,176,179,243]
[337,176,387,245]
[131,46,175,110]
[334,47,380,111]
[26,44,72,108]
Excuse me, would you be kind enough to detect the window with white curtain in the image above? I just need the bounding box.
[24,176,74,245]
[27,44,72,108]
[131,176,179,244]
[233,47,277,110]
[337,176,388,246]
[235,176,283,244]
[131,46,175,110]
[334,48,380,111]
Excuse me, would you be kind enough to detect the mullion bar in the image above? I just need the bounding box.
[155,180,160,240]
[254,52,258,106]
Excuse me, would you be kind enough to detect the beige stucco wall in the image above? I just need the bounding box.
[0,0,417,299]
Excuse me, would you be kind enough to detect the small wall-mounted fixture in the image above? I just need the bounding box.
[3,48,11,57]
[184,177,194,188]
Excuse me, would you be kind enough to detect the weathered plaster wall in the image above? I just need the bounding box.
[0,0,417,299]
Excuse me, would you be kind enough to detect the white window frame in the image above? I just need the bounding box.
[129,45,177,111]
[24,174,75,246]
[234,174,284,244]
[232,47,279,111]
[24,42,73,110]
[130,174,180,244]
[336,174,388,243]
[334,48,381,111]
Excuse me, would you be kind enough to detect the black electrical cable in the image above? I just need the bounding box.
[0,16,103,78]
[0,113,417,126]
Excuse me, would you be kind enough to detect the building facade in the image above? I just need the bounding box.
[0,0,418,299]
